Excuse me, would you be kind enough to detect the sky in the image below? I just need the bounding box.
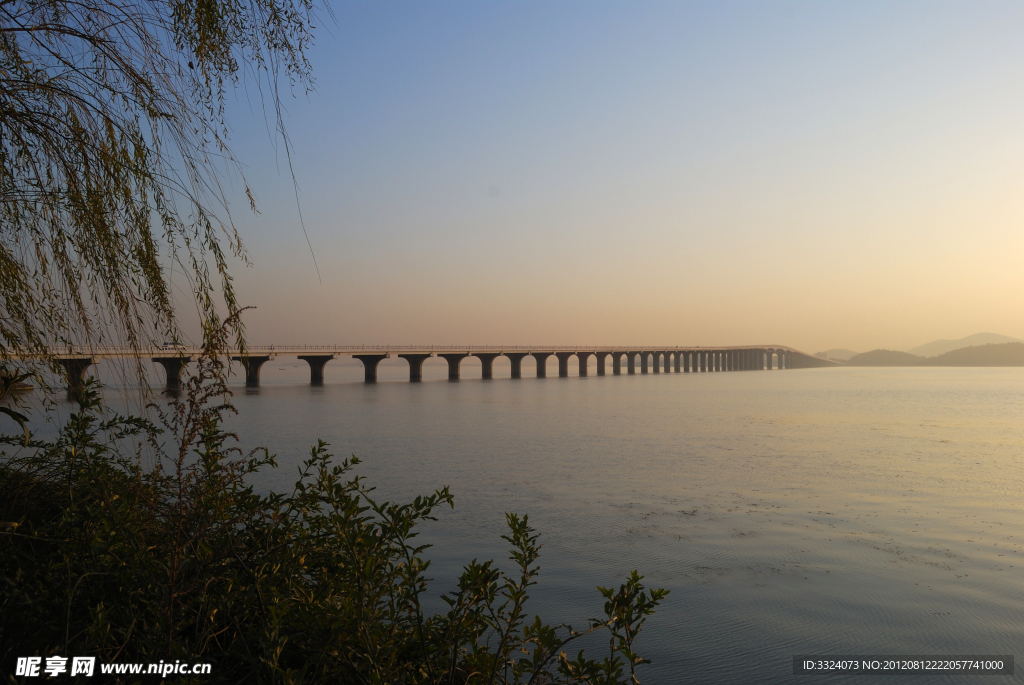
[205,1,1024,353]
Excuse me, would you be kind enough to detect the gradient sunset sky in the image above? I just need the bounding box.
[208,1,1024,353]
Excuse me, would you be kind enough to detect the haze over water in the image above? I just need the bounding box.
[211,362,1024,683]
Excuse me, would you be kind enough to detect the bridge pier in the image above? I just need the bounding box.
[577,351,594,376]
[554,352,574,377]
[474,353,502,379]
[398,353,432,381]
[48,345,827,393]
[505,353,529,379]
[438,353,469,380]
[297,354,338,384]
[531,352,552,378]
[353,354,389,382]
[152,355,194,392]
[231,354,275,386]
[57,356,96,396]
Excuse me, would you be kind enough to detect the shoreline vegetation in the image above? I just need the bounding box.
[2,0,673,679]
[843,342,1024,367]
[0,345,668,684]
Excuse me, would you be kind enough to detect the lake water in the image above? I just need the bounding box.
[82,359,1024,682]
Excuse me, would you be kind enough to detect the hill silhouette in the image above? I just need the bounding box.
[908,332,1020,357]
[928,342,1024,366]
[847,342,1024,367]
[847,349,925,366]
[814,348,858,361]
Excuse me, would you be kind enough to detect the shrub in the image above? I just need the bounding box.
[0,354,666,684]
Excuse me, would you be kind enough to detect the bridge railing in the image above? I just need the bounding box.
[35,343,828,356]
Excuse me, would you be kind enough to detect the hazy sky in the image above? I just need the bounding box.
[208,1,1024,353]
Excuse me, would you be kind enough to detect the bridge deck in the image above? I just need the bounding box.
[32,345,840,391]
[43,344,819,357]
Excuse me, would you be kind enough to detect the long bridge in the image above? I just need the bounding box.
[50,345,839,391]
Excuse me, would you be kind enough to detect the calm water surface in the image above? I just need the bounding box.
[106,361,1024,682]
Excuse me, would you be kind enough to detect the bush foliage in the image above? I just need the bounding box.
[0,354,667,684]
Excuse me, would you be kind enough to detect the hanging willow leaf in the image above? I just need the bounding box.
[0,0,329,388]
[0,368,31,443]
[0,406,28,445]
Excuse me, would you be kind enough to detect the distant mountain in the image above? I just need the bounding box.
[927,342,1024,367]
[847,342,1024,367]
[847,349,925,366]
[908,333,1020,358]
[814,348,858,361]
